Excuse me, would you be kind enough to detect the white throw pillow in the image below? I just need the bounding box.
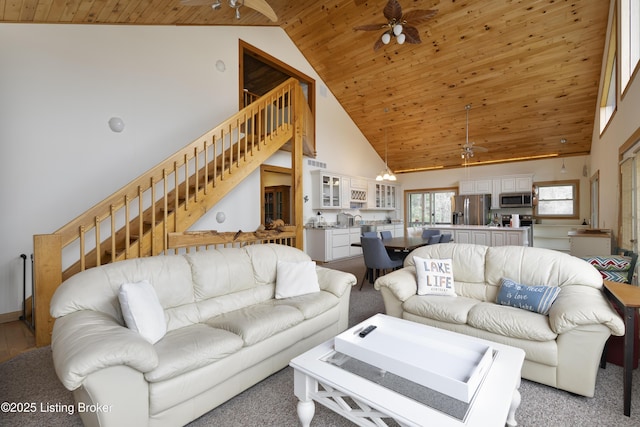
[413,256,457,296]
[118,280,166,344]
[275,261,320,299]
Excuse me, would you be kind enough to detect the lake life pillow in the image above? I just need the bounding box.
[275,260,320,299]
[118,280,166,344]
[413,256,456,296]
[496,278,561,315]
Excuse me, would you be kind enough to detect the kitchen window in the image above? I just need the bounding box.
[534,181,579,219]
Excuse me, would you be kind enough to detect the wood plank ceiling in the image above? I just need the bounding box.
[2,0,610,173]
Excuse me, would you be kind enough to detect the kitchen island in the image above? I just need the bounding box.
[424,225,530,247]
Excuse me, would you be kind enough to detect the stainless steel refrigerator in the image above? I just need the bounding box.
[451,194,491,225]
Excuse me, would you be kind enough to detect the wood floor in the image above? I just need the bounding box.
[0,320,35,363]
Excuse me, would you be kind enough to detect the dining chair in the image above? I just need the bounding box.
[439,233,453,243]
[422,229,440,239]
[427,234,442,245]
[380,230,393,240]
[359,236,404,290]
[362,231,378,237]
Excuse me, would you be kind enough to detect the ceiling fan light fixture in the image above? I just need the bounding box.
[396,33,406,44]
[212,0,221,9]
[393,24,403,36]
[381,33,391,44]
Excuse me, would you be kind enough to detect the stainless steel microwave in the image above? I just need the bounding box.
[499,192,533,208]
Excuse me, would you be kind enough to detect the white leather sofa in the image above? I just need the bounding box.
[50,244,355,427]
[374,243,625,397]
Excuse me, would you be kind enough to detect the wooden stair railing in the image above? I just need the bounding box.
[33,77,312,346]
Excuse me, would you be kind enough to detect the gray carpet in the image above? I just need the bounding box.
[2,256,640,426]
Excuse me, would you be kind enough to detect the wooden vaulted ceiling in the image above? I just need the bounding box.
[2,0,610,172]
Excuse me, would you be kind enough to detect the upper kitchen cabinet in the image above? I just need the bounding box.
[500,175,533,193]
[312,171,344,209]
[368,182,397,210]
[459,178,492,195]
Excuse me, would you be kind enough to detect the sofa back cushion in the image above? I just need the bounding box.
[405,243,490,300]
[485,246,603,298]
[50,254,195,322]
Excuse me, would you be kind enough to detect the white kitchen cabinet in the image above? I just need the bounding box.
[569,230,612,257]
[331,228,351,259]
[500,175,533,194]
[459,179,492,195]
[311,171,343,209]
[306,228,331,262]
[492,230,528,247]
[341,177,351,209]
[491,179,502,209]
[350,228,363,256]
[375,183,397,209]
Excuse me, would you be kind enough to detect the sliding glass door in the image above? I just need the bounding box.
[407,190,456,227]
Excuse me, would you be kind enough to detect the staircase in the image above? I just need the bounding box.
[32,78,313,346]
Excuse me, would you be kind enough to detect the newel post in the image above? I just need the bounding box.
[33,234,62,347]
[291,84,305,250]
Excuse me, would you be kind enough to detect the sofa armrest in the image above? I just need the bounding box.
[316,266,357,297]
[373,267,418,302]
[548,285,625,336]
[52,310,158,391]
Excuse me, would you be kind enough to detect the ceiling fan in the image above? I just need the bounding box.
[180,0,278,22]
[461,104,488,160]
[353,0,437,51]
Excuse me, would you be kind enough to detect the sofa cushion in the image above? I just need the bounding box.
[185,248,256,300]
[144,324,244,383]
[402,295,479,324]
[467,302,558,342]
[496,278,561,315]
[206,302,305,346]
[275,260,320,299]
[273,290,339,320]
[413,256,456,296]
[118,280,167,344]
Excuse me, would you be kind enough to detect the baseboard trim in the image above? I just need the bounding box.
[0,310,23,324]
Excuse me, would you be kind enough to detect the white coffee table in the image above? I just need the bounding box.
[290,314,525,427]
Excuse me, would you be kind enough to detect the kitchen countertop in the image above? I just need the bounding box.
[428,225,531,231]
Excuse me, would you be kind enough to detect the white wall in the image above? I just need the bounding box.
[0,24,386,316]
[590,0,640,234]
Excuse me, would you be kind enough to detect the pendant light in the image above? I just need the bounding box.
[376,120,396,181]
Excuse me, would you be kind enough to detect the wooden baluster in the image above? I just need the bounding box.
[79,225,86,271]
[95,216,101,267]
[150,176,156,256]
[204,139,209,195]
[110,205,116,263]
[174,161,179,245]
[163,169,168,253]
[138,186,143,258]
[236,118,241,167]
[220,129,226,179]
[183,154,189,209]
[192,147,198,202]
[125,195,130,259]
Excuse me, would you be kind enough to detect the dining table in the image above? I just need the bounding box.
[352,236,431,252]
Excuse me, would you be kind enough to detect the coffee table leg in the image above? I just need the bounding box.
[506,377,521,427]
[297,400,315,427]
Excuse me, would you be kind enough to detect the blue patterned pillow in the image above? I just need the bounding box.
[496,278,561,315]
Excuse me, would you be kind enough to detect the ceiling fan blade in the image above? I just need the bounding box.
[354,23,388,31]
[402,9,438,25]
[373,38,385,51]
[244,0,278,22]
[180,0,214,5]
[383,0,403,22]
[474,146,489,153]
[403,26,421,44]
